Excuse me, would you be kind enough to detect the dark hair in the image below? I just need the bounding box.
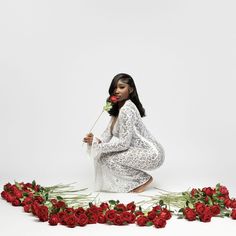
[107,73,146,117]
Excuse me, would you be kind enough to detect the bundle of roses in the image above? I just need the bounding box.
[180,183,236,222]
[139,183,236,222]
[1,180,171,229]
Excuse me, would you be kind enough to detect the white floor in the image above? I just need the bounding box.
[1,178,236,236]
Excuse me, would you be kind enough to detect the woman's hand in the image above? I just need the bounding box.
[83,133,102,145]
[83,133,94,145]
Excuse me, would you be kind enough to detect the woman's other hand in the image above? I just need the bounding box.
[83,133,94,145]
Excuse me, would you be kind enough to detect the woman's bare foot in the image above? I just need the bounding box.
[129,176,153,193]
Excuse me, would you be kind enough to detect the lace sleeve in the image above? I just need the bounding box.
[99,117,112,143]
[92,106,135,153]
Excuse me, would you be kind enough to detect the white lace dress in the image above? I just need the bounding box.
[87,99,165,192]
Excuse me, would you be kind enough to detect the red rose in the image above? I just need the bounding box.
[31,201,40,215]
[109,95,118,103]
[56,201,66,209]
[195,202,206,215]
[153,217,167,228]
[58,211,67,225]
[105,210,117,222]
[113,214,125,225]
[152,205,162,212]
[65,214,78,228]
[121,211,134,223]
[37,205,49,222]
[4,183,12,191]
[191,188,197,197]
[12,198,21,206]
[224,198,232,208]
[230,199,236,208]
[136,216,148,226]
[202,187,214,196]
[1,191,8,200]
[159,209,172,220]
[184,208,196,221]
[199,213,212,222]
[22,197,33,206]
[77,213,88,226]
[75,207,85,217]
[219,186,229,196]
[210,205,221,216]
[6,194,14,203]
[100,202,109,211]
[49,214,59,226]
[127,202,136,212]
[13,189,23,199]
[97,214,106,224]
[34,196,44,204]
[199,207,212,222]
[115,203,127,212]
[147,210,157,220]
[87,213,98,224]
[231,209,236,219]
[34,185,41,192]
[23,204,31,213]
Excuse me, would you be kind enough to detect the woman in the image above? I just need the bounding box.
[83,73,164,193]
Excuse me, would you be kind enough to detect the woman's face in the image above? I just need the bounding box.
[113,80,133,102]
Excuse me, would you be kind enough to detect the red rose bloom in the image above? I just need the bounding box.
[87,213,98,224]
[97,214,107,224]
[65,214,78,228]
[195,202,206,215]
[191,188,197,197]
[152,205,162,212]
[12,198,21,206]
[100,202,109,211]
[127,202,136,212]
[184,208,196,221]
[23,204,31,213]
[115,203,127,212]
[159,209,172,220]
[224,198,232,208]
[202,187,214,196]
[219,186,229,196]
[113,214,125,225]
[121,211,134,223]
[231,209,236,219]
[230,199,236,208]
[153,217,167,228]
[75,207,86,217]
[4,183,12,191]
[37,205,49,222]
[1,191,8,200]
[22,197,33,206]
[147,210,157,220]
[199,207,212,222]
[136,216,148,226]
[34,196,44,204]
[105,210,117,222]
[49,214,59,226]
[210,205,221,216]
[77,214,88,227]
[109,95,118,103]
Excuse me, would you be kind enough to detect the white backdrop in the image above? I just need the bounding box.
[0,0,236,196]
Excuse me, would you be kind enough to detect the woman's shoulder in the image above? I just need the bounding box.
[120,99,138,116]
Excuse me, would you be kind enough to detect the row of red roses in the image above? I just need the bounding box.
[177,184,236,222]
[1,181,171,228]
[1,181,236,228]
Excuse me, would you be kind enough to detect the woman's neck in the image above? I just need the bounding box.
[118,99,129,109]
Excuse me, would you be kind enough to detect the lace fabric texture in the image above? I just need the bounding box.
[87,99,165,193]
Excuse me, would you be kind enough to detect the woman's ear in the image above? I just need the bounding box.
[129,87,134,94]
